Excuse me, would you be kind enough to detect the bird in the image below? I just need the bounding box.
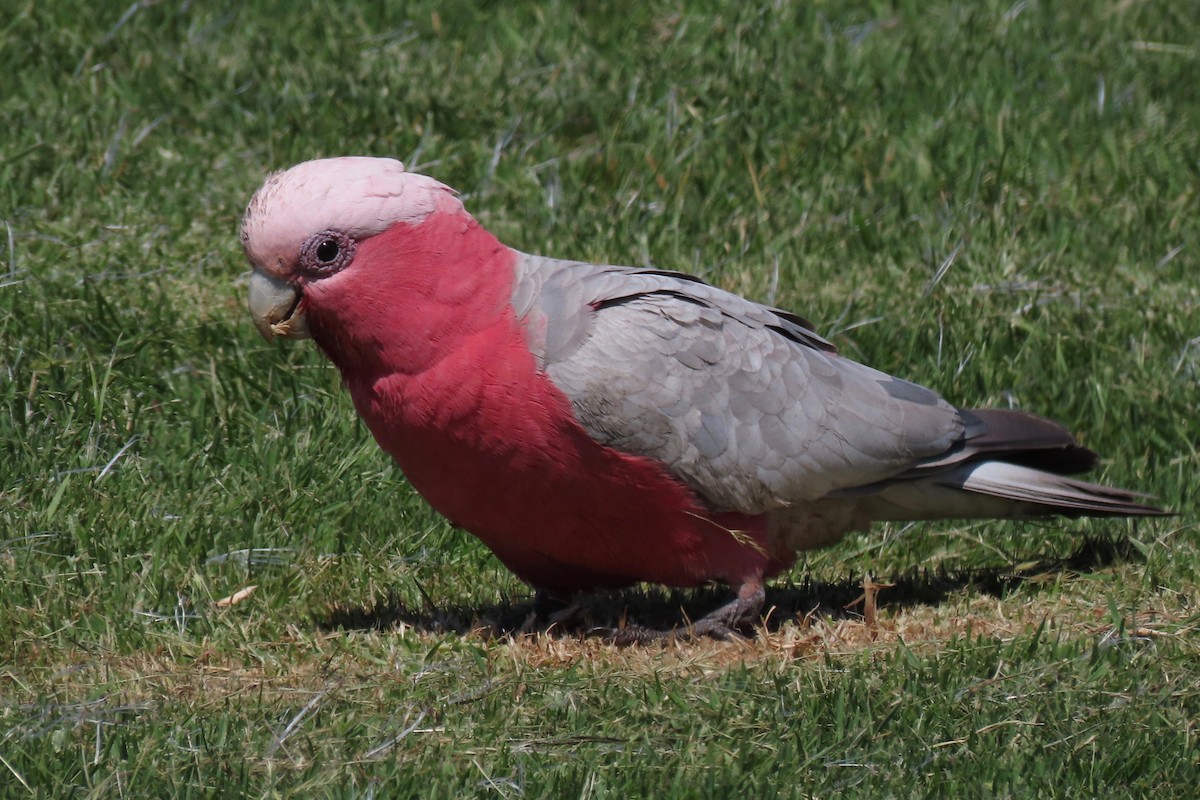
[242,156,1165,640]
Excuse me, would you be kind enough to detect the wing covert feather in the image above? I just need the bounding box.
[511,252,965,513]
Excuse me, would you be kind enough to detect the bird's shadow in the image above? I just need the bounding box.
[316,536,1141,640]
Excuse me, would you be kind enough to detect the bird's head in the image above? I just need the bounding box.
[241,156,462,341]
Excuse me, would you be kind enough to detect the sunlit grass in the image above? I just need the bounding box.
[2,0,1197,795]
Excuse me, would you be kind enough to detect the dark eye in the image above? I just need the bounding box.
[315,238,340,263]
[300,229,356,276]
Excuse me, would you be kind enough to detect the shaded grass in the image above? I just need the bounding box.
[319,534,1152,636]
[2,0,1198,796]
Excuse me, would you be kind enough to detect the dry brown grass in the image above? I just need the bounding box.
[496,589,1197,673]
[9,537,1195,732]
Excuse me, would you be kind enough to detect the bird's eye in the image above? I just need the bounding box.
[315,238,340,263]
[300,229,356,276]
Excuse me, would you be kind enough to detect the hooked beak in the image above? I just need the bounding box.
[247,268,310,341]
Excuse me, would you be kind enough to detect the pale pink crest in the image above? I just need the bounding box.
[240,157,463,276]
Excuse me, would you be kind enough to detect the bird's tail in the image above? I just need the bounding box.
[835,407,1168,521]
[853,460,1167,522]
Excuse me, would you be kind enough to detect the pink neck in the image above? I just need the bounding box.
[303,212,513,378]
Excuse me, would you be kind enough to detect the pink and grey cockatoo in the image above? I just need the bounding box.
[242,157,1163,638]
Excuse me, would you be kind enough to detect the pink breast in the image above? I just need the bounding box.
[349,308,778,593]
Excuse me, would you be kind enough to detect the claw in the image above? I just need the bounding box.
[591,580,766,646]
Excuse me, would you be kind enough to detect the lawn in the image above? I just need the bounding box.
[2,0,1197,796]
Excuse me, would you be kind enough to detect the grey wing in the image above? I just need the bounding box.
[512,252,969,514]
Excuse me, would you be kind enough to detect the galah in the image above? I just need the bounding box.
[242,157,1164,638]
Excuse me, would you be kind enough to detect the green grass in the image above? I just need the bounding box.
[2,0,1198,795]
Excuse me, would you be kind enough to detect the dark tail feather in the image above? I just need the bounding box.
[841,408,1168,521]
[914,408,1101,475]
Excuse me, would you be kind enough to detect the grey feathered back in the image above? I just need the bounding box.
[511,252,971,513]
[508,250,1164,535]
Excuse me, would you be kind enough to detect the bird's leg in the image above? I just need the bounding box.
[685,579,766,640]
[515,589,586,634]
[597,579,766,645]
[532,589,569,620]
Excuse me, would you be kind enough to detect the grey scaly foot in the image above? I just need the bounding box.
[593,582,767,645]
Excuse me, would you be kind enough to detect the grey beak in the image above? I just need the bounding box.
[247,268,309,341]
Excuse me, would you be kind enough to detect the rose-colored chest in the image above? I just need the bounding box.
[306,216,774,591]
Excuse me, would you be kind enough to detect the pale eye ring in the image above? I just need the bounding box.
[299,229,356,276]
